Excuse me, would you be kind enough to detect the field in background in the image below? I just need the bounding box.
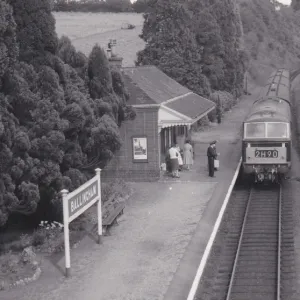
[54,12,145,67]
[54,10,300,86]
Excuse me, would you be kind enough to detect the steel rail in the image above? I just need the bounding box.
[277,184,282,300]
[225,187,253,300]
[225,185,282,300]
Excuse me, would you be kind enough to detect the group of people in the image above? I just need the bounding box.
[167,140,194,178]
[166,139,219,178]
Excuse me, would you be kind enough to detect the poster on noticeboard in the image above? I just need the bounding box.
[132,136,148,162]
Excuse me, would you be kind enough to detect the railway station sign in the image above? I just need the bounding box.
[61,168,102,277]
[67,180,99,222]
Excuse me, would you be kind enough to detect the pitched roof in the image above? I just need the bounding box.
[122,65,215,121]
[164,93,215,119]
[122,66,190,105]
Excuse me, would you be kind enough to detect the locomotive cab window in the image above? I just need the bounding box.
[245,123,266,138]
[267,123,288,138]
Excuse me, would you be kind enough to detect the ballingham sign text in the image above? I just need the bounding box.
[68,181,98,218]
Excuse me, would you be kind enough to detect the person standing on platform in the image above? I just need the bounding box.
[169,144,180,178]
[176,144,183,171]
[183,140,193,170]
[207,140,217,177]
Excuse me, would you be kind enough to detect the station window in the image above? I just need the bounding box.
[245,123,266,138]
[267,123,288,138]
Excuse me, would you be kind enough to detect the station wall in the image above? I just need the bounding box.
[101,106,161,182]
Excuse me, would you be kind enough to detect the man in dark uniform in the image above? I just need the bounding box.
[207,140,217,177]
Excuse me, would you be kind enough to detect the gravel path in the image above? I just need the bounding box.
[3,182,215,300]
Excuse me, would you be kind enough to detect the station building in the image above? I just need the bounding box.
[102,50,215,181]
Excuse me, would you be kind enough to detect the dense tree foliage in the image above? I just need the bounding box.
[210,0,246,95]
[53,0,133,13]
[137,0,246,98]
[292,0,300,11]
[188,0,225,91]
[132,0,149,13]
[239,0,300,82]
[136,0,211,97]
[0,0,133,226]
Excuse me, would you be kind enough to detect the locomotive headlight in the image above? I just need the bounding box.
[281,156,284,159]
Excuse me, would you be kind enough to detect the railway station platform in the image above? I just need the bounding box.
[161,97,255,300]
[2,90,260,300]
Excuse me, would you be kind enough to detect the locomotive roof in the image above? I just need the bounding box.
[244,97,291,123]
[258,69,290,104]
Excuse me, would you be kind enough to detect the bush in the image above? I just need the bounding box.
[33,229,64,253]
[191,115,211,131]
[40,228,64,253]
[101,179,130,204]
[32,230,47,247]
[32,220,65,252]
[207,109,217,123]
[19,234,33,249]
[209,90,237,122]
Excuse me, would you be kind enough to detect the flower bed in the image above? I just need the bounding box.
[0,247,41,290]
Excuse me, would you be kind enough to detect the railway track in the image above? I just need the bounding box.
[210,185,282,300]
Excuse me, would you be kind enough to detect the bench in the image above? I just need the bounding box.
[102,202,125,236]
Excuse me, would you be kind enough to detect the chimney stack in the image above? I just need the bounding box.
[107,39,123,69]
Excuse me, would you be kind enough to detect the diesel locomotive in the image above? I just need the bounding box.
[241,69,292,183]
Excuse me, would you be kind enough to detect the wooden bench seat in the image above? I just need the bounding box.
[102,202,125,235]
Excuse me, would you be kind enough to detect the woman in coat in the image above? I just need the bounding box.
[183,140,193,170]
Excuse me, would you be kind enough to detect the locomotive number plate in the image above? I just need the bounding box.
[254,149,278,158]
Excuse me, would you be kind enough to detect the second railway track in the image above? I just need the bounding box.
[225,185,282,300]
[198,184,286,300]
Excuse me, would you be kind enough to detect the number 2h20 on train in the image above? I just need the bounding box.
[254,149,278,158]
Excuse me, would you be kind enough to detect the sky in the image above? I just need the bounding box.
[278,0,291,4]
[129,0,293,4]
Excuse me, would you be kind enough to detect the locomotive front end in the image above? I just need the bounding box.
[241,69,291,183]
[242,121,291,183]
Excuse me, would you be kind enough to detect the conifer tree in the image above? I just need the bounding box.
[88,44,113,99]
[87,44,135,125]
[0,0,133,226]
[136,0,211,96]
[209,0,246,95]
[8,0,58,61]
[188,0,225,91]
[0,0,18,86]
